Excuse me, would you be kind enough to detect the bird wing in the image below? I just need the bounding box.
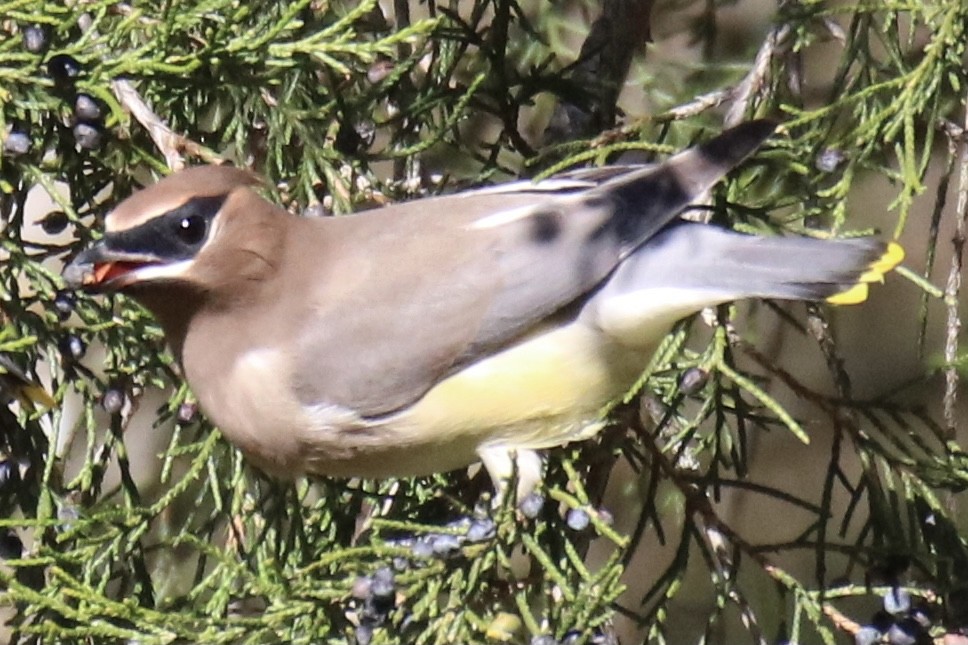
[289,121,776,417]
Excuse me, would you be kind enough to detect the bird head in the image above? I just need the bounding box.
[64,166,280,297]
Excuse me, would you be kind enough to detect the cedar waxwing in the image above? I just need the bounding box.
[63,121,903,496]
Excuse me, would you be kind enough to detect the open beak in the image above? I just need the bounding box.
[63,241,160,291]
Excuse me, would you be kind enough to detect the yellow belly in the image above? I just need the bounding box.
[388,321,651,452]
[211,320,653,480]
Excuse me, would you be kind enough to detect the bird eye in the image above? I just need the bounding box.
[175,215,207,245]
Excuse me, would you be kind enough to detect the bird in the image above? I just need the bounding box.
[63,120,903,498]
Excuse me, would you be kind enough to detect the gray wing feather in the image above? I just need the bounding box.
[464,120,779,351]
[293,121,776,416]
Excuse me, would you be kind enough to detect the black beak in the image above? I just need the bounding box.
[63,243,105,289]
[62,240,160,291]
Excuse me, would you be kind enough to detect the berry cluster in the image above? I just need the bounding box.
[2,26,107,160]
[855,589,933,645]
[387,515,497,563]
[42,287,92,377]
[349,566,397,645]
[47,51,105,151]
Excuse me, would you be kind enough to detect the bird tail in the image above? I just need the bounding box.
[586,223,904,345]
[588,119,779,253]
[0,355,55,410]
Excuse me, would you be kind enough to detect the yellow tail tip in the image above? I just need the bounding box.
[17,384,56,409]
[859,242,905,283]
[827,241,904,305]
[827,282,869,305]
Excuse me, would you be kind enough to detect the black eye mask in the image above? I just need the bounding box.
[102,194,228,261]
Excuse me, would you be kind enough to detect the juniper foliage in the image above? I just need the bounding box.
[0,1,966,644]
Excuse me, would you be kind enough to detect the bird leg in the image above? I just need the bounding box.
[477,445,545,504]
